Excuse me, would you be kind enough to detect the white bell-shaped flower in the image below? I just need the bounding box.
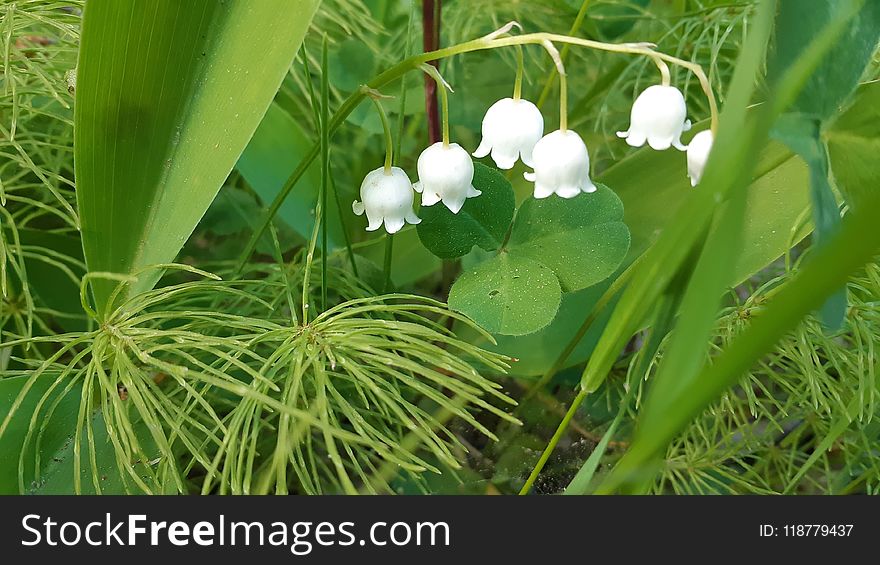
[352,166,420,234]
[414,142,481,214]
[686,130,714,187]
[617,85,691,151]
[523,129,597,199]
[473,97,544,169]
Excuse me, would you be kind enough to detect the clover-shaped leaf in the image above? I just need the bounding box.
[448,185,630,336]
[507,186,630,292]
[448,253,561,335]
[416,163,515,259]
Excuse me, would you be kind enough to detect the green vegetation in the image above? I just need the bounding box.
[1,0,878,495]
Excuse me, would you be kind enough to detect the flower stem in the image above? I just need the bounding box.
[395,0,417,163]
[300,46,359,278]
[519,388,587,495]
[513,44,524,100]
[536,0,592,108]
[370,97,394,173]
[383,234,394,293]
[320,36,329,313]
[652,55,671,86]
[440,78,450,146]
[421,63,451,146]
[541,40,567,131]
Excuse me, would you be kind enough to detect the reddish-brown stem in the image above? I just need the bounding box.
[422,0,441,143]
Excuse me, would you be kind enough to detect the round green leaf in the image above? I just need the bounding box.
[507,185,630,292]
[416,163,516,259]
[448,253,561,336]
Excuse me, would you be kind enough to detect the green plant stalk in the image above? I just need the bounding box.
[269,223,298,326]
[518,387,587,494]
[371,97,394,172]
[394,0,416,164]
[522,269,686,495]
[513,43,524,101]
[234,28,721,270]
[420,63,451,146]
[383,235,394,293]
[300,45,359,278]
[563,369,637,495]
[320,37,329,313]
[538,40,568,131]
[536,0,592,108]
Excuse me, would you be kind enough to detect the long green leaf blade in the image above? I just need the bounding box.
[75,0,319,312]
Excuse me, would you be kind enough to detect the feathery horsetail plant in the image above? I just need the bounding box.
[1,258,518,494]
[1,1,83,344]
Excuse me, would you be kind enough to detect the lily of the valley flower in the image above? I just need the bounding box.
[473,97,544,169]
[414,142,481,213]
[352,166,420,234]
[524,129,596,199]
[617,85,691,151]
[686,130,714,187]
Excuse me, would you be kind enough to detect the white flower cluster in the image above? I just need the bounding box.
[617,85,715,187]
[353,84,714,234]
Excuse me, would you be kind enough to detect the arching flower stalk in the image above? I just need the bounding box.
[239,23,723,267]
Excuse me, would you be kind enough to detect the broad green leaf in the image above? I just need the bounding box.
[608,131,813,270]
[328,38,377,93]
[16,229,86,332]
[826,81,880,210]
[768,0,880,121]
[416,163,515,259]
[237,102,343,248]
[0,374,73,494]
[765,0,878,328]
[357,228,441,288]
[508,187,629,292]
[447,186,628,336]
[772,113,846,329]
[448,253,561,336]
[75,0,319,312]
[484,284,613,375]
[0,374,130,494]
